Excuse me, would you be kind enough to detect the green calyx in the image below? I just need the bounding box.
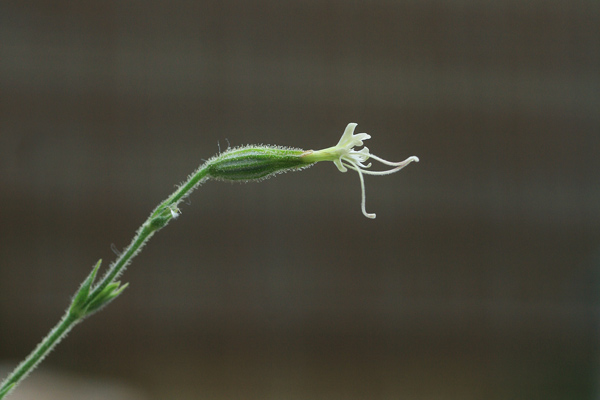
[206,146,315,182]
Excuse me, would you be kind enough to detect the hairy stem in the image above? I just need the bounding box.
[92,166,210,299]
[0,312,79,397]
[0,165,211,398]
[0,140,338,398]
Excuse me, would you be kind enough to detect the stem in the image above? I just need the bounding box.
[0,165,211,399]
[0,312,79,396]
[92,165,210,298]
[88,224,155,299]
[0,142,316,398]
[151,165,210,218]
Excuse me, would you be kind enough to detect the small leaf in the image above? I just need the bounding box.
[85,282,129,314]
[69,260,102,316]
[108,282,129,300]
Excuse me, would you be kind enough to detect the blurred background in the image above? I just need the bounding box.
[1,1,599,399]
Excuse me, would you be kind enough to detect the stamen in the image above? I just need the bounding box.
[355,164,376,219]
[345,155,419,176]
[344,162,404,176]
[369,154,419,167]
[342,160,376,219]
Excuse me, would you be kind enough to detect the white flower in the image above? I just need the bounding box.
[302,123,419,219]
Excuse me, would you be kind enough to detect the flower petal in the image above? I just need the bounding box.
[350,147,371,163]
[351,132,371,147]
[333,158,348,172]
[336,123,358,148]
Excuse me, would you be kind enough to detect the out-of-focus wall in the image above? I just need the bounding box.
[1,1,599,399]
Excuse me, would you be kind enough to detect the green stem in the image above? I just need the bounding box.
[92,166,210,298]
[0,165,211,399]
[88,224,155,299]
[151,166,210,218]
[0,143,313,398]
[0,312,79,397]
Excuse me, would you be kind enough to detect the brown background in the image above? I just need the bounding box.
[1,1,599,399]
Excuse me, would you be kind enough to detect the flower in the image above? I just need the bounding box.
[200,122,418,219]
[301,123,419,219]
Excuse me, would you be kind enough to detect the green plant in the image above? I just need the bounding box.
[0,123,418,398]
